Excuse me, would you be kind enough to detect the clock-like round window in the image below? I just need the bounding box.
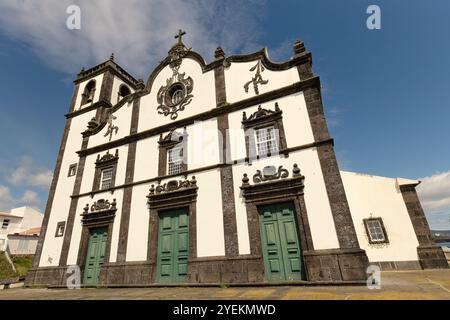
[167,83,185,106]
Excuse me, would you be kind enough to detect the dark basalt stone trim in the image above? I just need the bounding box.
[77,77,321,157]
[77,209,116,282]
[72,139,334,199]
[220,165,239,257]
[59,136,89,266]
[75,60,139,88]
[214,57,227,107]
[68,84,80,113]
[302,248,369,281]
[300,69,360,249]
[399,183,449,269]
[116,98,141,262]
[95,70,115,120]
[25,266,68,287]
[188,255,264,283]
[30,117,73,270]
[399,184,434,246]
[371,260,422,271]
[99,261,154,285]
[66,99,112,119]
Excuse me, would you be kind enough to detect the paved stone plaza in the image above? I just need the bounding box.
[1,270,449,300]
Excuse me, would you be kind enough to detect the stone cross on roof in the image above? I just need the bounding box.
[175,29,186,45]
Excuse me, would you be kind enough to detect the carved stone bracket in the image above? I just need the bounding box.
[242,164,303,187]
[83,199,117,214]
[242,103,281,126]
[81,198,117,225]
[148,176,197,196]
[253,165,289,183]
[96,149,119,165]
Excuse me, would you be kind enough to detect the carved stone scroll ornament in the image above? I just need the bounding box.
[157,30,194,120]
[83,198,117,214]
[253,165,289,184]
[104,113,119,141]
[156,72,193,120]
[244,60,269,95]
[148,176,197,195]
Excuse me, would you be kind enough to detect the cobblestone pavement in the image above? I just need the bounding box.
[0,270,449,300]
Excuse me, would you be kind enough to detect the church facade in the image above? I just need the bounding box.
[26,33,448,286]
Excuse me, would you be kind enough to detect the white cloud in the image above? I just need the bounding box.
[19,190,40,206]
[417,170,450,229]
[0,0,267,78]
[0,185,14,211]
[7,156,52,190]
[0,186,42,211]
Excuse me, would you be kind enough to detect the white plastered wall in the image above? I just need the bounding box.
[138,58,216,133]
[224,59,300,104]
[39,109,96,267]
[341,171,420,262]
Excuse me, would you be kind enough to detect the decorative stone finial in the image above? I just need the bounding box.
[111,199,117,209]
[190,176,197,186]
[110,53,115,61]
[293,40,306,56]
[293,163,301,177]
[149,184,155,195]
[214,46,225,60]
[242,173,250,186]
[137,79,145,90]
[274,102,280,112]
[242,111,247,121]
[83,204,89,214]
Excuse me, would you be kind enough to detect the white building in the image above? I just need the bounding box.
[0,207,43,252]
[26,33,448,286]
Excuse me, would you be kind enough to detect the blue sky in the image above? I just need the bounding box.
[0,0,449,229]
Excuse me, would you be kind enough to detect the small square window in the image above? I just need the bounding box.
[364,218,389,244]
[68,163,77,177]
[100,167,114,190]
[1,219,10,230]
[168,146,183,175]
[55,221,65,237]
[255,126,279,156]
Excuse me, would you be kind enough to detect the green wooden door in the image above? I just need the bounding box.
[258,203,305,281]
[83,227,108,285]
[156,208,189,283]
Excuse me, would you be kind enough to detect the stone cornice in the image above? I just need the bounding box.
[75,59,140,89]
[76,76,321,157]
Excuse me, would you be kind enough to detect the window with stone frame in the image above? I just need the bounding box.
[80,80,96,106]
[117,84,131,103]
[92,149,119,192]
[158,128,188,176]
[255,126,279,156]
[364,218,389,244]
[100,167,114,190]
[167,145,184,175]
[2,219,10,229]
[68,163,77,177]
[55,221,66,237]
[242,103,287,162]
